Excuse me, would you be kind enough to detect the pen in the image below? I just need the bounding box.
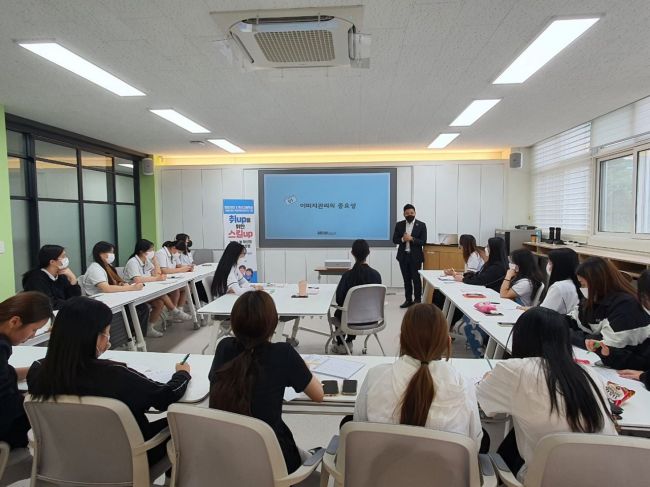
[180,353,190,365]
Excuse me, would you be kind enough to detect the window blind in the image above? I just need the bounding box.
[531,123,592,235]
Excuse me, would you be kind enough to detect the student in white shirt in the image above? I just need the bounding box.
[538,248,583,314]
[155,240,193,317]
[80,241,151,338]
[354,303,484,450]
[500,249,545,307]
[123,239,192,337]
[174,233,194,267]
[211,242,262,297]
[444,234,485,277]
[477,307,618,480]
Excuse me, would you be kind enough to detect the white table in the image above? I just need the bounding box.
[197,284,337,353]
[10,347,212,404]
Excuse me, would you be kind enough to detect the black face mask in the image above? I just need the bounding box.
[405,215,415,223]
[187,240,193,248]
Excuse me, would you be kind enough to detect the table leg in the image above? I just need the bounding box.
[272,320,286,343]
[185,283,200,330]
[484,337,497,359]
[445,303,457,328]
[288,317,302,347]
[423,281,434,304]
[127,302,147,352]
[441,297,451,320]
[493,344,505,359]
[120,307,137,351]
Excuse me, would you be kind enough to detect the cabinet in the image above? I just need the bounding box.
[423,245,465,271]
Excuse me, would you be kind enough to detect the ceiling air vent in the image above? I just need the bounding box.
[211,7,369,69]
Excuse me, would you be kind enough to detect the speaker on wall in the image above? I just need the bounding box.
[509,152,523,169]
[142,157,154,176]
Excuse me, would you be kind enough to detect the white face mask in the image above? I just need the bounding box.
[106,253,115,265]
[485,247,490,257]
[508,263,517,271]
[546,263,552,275]
[58,257,70,270]
[145,251,155,260]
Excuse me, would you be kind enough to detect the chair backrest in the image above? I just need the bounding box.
[341,284,386,326]
[77,274,88,296]
[167,405,287,487]
[336,422,480,487]
[531,283,545,306]
[525,433,650,487]
[24,395,150,486]
[202,275,215,302]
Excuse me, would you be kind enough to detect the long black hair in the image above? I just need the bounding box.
[28,297,113,400]
[542,248,584,302]
[485,237,508,268]
[130,239,154,259]
[209,291,278,414]
[346,239,371,287]
[509,248,545,301]
[459,234,479,263]
[92,241,122,285]
[212,242,246,297]
[512,307,611,433]
[639,269,650,309]
[22,244,65,287]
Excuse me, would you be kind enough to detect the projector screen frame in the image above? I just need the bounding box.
[258,167,397,248]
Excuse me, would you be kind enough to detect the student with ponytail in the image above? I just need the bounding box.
[353,304,483,449]
[208,291,324,473]
[330,239,382,354]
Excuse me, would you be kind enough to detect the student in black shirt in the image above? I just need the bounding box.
[457,237,508,292]
[209,291,324,473]
[0,292,53,449]
[27,297,191,465]
[22,244,81,310]
[331,239,382,354]
[618,270,650,386]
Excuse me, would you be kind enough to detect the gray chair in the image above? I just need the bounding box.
[166,404,324,487]
[321,422,496,487]
[327,284,387,355]
[24,395,171,487]
[0,442,31,487]
[489,433,650,487]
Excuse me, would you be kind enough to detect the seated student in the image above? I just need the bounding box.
[330,239,382,355]
[456,237,508,292]
[27,297,191,466]
[0,292,53,450]
[569,257,650,370]
[209,291,324,473]
[81,241,151,338]
[444,234,485,277]
[123,239,191,337]
[354,303,483,449]
[477,307,618,480]
[500,248,545,306]
[22,244,81,310]
[211,242,261,297]
[155,240,193,320]
[174,233,195,269]
[537,248,583,314]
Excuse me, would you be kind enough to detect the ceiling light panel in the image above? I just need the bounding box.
[149,109,210,134]
[428,133,460,149]
[450,99,501,127]
[208,139,245,153]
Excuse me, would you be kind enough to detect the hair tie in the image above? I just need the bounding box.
[420,361,430,366]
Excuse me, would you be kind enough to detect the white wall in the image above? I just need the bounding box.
[159,162,506,284]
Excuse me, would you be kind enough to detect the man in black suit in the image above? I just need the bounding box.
[393,204,427,308]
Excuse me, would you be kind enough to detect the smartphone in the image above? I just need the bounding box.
[342,379,357,395]
[322,380,339,396]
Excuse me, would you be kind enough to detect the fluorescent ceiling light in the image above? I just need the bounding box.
[118,163,134,169]
[494,17,600,84]
[428,133,460,149]
[207,139,245,153]
[18,42,145,96]
[450,99,501,127]
[149,109,210,134]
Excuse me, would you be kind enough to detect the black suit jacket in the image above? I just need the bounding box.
[392,219,427,263]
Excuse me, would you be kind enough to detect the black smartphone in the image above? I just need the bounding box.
[342,379,357,395]
[322,380,339,396]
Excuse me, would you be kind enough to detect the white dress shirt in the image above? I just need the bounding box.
[354,355,483,449]
[155,248,177,269]
[540,279,580,315]
[477,357,617,480]
[226,264,252,296]
[403,220,415,252]
[465,251,484,273]
[81,262,109,296]
[123,255,155,282]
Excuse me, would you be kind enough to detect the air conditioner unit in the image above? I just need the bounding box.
[211,6,369,69]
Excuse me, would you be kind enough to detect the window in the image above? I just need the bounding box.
[531,123,592,235]
[6,124,142,284]
[596,144,650,237]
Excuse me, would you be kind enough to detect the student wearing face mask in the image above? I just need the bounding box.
[27,297,191,466]
[155,241,193,322]
[174,233,195,268]
[500,249,545,307]
[211,242,264,297]
[1,292,53,451]
[124,239,191,337]
[22,244,82,310]
[81,241,151,339]
[537,248,583,314]
[392,204,428,308]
